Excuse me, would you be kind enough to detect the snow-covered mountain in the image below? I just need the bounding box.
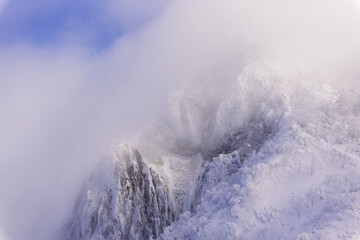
[63,62,360,239]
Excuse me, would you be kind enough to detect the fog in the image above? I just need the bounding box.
[0,0,360,239]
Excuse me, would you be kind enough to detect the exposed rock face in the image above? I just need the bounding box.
[63,144,174,240]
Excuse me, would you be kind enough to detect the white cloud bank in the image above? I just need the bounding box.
[0,0,360,239]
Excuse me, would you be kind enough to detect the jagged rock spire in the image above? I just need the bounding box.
[63,144,174,240]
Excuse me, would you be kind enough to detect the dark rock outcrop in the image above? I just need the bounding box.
[63,144,174,240]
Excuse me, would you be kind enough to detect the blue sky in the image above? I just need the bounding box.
[0,0,168,49]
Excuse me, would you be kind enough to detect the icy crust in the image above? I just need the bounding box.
[161,91,360,240]
[63,144,174,240]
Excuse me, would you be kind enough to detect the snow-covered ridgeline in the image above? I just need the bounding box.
[162,78,360,239]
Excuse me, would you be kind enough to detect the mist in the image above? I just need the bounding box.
[0,0,360,239]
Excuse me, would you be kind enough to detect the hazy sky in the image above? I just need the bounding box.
[0,1,360,240]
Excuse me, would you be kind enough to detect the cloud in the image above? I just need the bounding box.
[0,0,360,239]
[106,0,169,30]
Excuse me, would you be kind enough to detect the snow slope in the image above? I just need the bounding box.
[161,64,360,239]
